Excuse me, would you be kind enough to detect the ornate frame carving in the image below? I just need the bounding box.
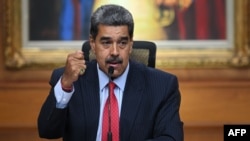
[2,0,250,70]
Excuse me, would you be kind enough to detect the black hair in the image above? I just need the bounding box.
[90,4,134,40]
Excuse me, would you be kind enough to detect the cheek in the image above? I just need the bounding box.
[125,48,132,58]
[95,49,109,62]
[95,52,105,60]
[120,50,131,66]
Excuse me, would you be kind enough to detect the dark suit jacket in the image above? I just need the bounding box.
[38,60,183,141]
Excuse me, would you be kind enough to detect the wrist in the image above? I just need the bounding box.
[61,85,73,92]
[61,79,73,92]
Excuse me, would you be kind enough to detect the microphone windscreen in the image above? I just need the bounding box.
[108,66,114,75]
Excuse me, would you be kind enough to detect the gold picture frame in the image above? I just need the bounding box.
[2,0,250,70]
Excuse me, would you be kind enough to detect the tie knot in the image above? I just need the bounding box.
[109,81,116,90]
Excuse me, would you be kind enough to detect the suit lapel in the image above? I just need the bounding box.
[120,62,145,140]
[79,61,100,140]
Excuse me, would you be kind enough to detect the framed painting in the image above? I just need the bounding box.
[2,0,250,69]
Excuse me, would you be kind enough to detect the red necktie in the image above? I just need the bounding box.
[102,81,119,141]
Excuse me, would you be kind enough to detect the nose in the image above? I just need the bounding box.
[111,43,119,56]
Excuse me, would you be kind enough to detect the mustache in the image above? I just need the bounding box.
[106,56,123,64]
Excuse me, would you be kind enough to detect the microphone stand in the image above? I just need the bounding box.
[107,66,114,141]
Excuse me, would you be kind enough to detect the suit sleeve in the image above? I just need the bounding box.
[37,68,68,139]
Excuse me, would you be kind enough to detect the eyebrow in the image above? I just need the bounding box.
[120,37,129,41]
[100,37,111,41]
[100,36,129,41]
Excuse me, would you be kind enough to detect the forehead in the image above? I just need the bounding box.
[97,24,130,39]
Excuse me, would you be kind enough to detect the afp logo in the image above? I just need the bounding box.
[224,125,250,141]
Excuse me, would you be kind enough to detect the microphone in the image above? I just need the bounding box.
[108,66,114,78]
[107,66,114,141]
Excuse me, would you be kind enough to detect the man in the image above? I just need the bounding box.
[38,4,183,141]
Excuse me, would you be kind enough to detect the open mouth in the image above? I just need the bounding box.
[106,56,123,70]
[108,62,120,68]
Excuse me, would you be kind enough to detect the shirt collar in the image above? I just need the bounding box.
[97,63,129,91]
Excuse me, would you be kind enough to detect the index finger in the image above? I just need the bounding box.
[74,50,84,60]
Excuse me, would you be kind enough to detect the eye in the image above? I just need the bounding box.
[101,40,111,48]
[118,40,128,48]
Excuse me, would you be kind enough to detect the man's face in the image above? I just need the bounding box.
[90,24,133,78]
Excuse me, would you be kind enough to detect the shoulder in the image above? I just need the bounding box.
[128,61,179,92]
[130,60,178,81]
[49,67,65,86]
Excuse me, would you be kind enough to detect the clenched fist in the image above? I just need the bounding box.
[61,50,87,88]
